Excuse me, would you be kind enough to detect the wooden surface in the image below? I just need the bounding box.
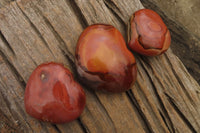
[140,0,200,87]
[0,0,200,133]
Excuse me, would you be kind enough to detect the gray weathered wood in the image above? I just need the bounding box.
[0,0,199,132]
[140,0,200,85]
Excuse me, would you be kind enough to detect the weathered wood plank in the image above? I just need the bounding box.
[141,0,200,38]
[140,0,200,85]
[72,0,150,132]
[105,1,200,132]
[134,51,200,133]
[0,0,199,132]
[0,1,84,132]
[17,0,147,132]
[0,54,59,133]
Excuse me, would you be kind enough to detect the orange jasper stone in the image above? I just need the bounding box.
[76,24,137,93]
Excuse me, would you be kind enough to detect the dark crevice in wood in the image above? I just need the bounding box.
[16,2,56,60]
[0,50,26,89]
[52,124,62,133]
[0,30,15,56]
[164,54,200,130]
[77,118,90,133]
[28,52,38,67]
[103,0,123,17]
[93,92,117,133]
[0,24,37,67]
[33,5,74,62]
[165,93,197,133]
[66,0,88,28]
[102,0,128,42]
[148,56,199,131]
[78,1,98,23]
[159,111,174,133]
[150,83,175,133]
[139,57,175,132]
[103,0,125,25]
[126,90,153,133]
[164,54,197,107]
[139,58,173,132]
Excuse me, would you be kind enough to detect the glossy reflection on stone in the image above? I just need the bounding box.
[24,62,86,124]
[76,24,137,93]
[128,9,171,56]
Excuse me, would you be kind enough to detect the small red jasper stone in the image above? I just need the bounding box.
[24,62,86,124]
[128,9,171,56]
[75,24,137,93]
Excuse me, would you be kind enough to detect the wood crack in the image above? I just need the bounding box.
[140,0,200,84]
[66,0,88,28]
[0,30,15,56]
[52,124,62,133]
[33,5,75,62]
[149,77,175,133]
[141,53,200,132]
[103,0,125,25]
[77,118,90,133]
[164,54,200,131]
[0,50,26,89]
[93,92,117,133]
[0,25,38,67]
[102,0,128,42]
[0,0,199,132]
[15,2,56,60]
[164,54,197,107]
[139,58,175,132]
[159,111,174,133]
[126,90,153,133]
[139,58,173,132]
[165,93,197,133]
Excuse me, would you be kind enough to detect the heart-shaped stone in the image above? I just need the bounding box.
[24,62,86,124]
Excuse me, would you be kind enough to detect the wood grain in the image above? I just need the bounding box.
[0,0,199,132]
[140,0,200,85]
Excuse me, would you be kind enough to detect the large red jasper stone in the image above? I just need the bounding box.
[24,62,86,124]
[75,24,137,93]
